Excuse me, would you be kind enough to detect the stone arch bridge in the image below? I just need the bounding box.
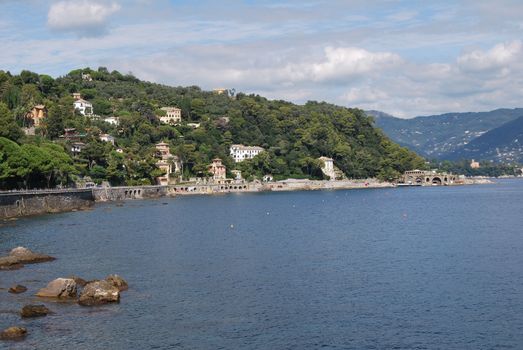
[401,170,457,186]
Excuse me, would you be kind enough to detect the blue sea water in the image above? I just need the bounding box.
[1,180,523,349]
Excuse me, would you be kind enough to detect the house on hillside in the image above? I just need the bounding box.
[230,144,264,162]
[73,93,93,116]
[155,142,181,185]
[208,158,226,180]
[158,107,182,125]
[470,159,480,169]
[319,156,336,180]
[99,134,115,145]
[25,104,47,127]
[104,116,120,125]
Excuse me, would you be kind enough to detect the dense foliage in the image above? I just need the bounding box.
[429,159,522,177]
[0,67,426,189]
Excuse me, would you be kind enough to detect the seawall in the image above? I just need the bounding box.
[92,186,171,201]
[0,189,94,220]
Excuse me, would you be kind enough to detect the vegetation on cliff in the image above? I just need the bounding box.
[0,67,426,189]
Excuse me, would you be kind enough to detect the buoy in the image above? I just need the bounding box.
[230,224,234,229]
[266,212,270,215]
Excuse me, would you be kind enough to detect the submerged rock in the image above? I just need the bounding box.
[0,326,27,340]
[78,280,120,306]
[36,278,77,299]
[20,305,50,318]
[105,274,128,291]
[0,256,24,270]
[9,247,55,264]
[8,285,27,294]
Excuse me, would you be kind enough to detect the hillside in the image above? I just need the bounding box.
[446,115,523,162]
[368,109,523,159]
[0,67,425,190]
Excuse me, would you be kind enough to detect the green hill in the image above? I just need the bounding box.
[0,67,425,189]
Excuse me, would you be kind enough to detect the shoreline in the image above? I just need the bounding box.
[0,178,496,221]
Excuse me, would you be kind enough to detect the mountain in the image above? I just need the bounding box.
[368,108,523,160]
[445,115,523,162]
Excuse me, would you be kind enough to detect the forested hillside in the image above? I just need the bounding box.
[0,67,425,189]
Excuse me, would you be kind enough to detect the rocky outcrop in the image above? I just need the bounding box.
[0,326,27,340]
[8,285,27,294]
[9,247,55,264]
[0,256,24,270]
[21,305,50,318]
[105,274,128,291]
[69,275,88,287]
[78,280,120,306]
[36,278,77,299]
[0,247,55,270]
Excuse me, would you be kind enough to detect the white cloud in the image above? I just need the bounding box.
[457,40,522,72]
[310,47,402,82]
[47,0,121,36]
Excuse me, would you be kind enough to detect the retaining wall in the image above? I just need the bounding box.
[0,189,94,220]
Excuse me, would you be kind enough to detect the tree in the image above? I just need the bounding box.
[0,102,23,141]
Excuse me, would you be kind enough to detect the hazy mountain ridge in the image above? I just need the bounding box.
[368,108,523,161]
[445,115,523,162]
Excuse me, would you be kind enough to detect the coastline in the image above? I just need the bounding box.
[0,177,496,221]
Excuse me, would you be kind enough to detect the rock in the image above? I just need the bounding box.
[20,304,50,318]
[69,276,88,287]
[78,280,120,306]
[9,247,55,264]
[0,326,27,340]
[0,256,24,270]
[8,285,27,294]
[36,278,77,299]
[105,274,128,291]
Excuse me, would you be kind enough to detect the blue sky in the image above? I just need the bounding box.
[1,0,522,117]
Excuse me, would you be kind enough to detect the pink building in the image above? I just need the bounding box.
[208,158,226,180]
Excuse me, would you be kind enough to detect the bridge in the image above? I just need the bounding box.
[401,170,458,186]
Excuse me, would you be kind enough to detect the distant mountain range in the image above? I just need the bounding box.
[367,108,523,162]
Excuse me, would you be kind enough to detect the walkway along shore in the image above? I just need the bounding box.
[0,177,494,220]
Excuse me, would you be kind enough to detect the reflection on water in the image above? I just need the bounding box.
[1,180,523,349]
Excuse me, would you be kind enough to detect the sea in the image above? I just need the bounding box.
[1,179,522,349]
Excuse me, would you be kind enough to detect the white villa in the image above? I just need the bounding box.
[73,94,93,116]
[319,156,336,180]
[230,144,264,162]
[104,116,120,126]
[159,107,182,125]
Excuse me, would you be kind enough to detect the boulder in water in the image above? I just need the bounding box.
[105,274,128,291]
[9,247,55,264]
[68,275,88,287]
[78,280,120,306]
[8,285,27,294]
[20,305,50,318]
[36,278,77,299]
[0,326,27,340]
[0,256,23,270]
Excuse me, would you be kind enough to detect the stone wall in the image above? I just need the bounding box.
[92,186,171,202]
[0,189,94,220]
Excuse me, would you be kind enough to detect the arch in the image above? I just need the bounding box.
[432,177,442,185]
[415,177,423,184]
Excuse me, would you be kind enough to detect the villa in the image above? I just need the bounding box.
[230,144,264,162]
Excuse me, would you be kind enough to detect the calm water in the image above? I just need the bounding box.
[1,180,523,349]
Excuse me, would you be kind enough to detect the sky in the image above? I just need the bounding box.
[1,0,522,118]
